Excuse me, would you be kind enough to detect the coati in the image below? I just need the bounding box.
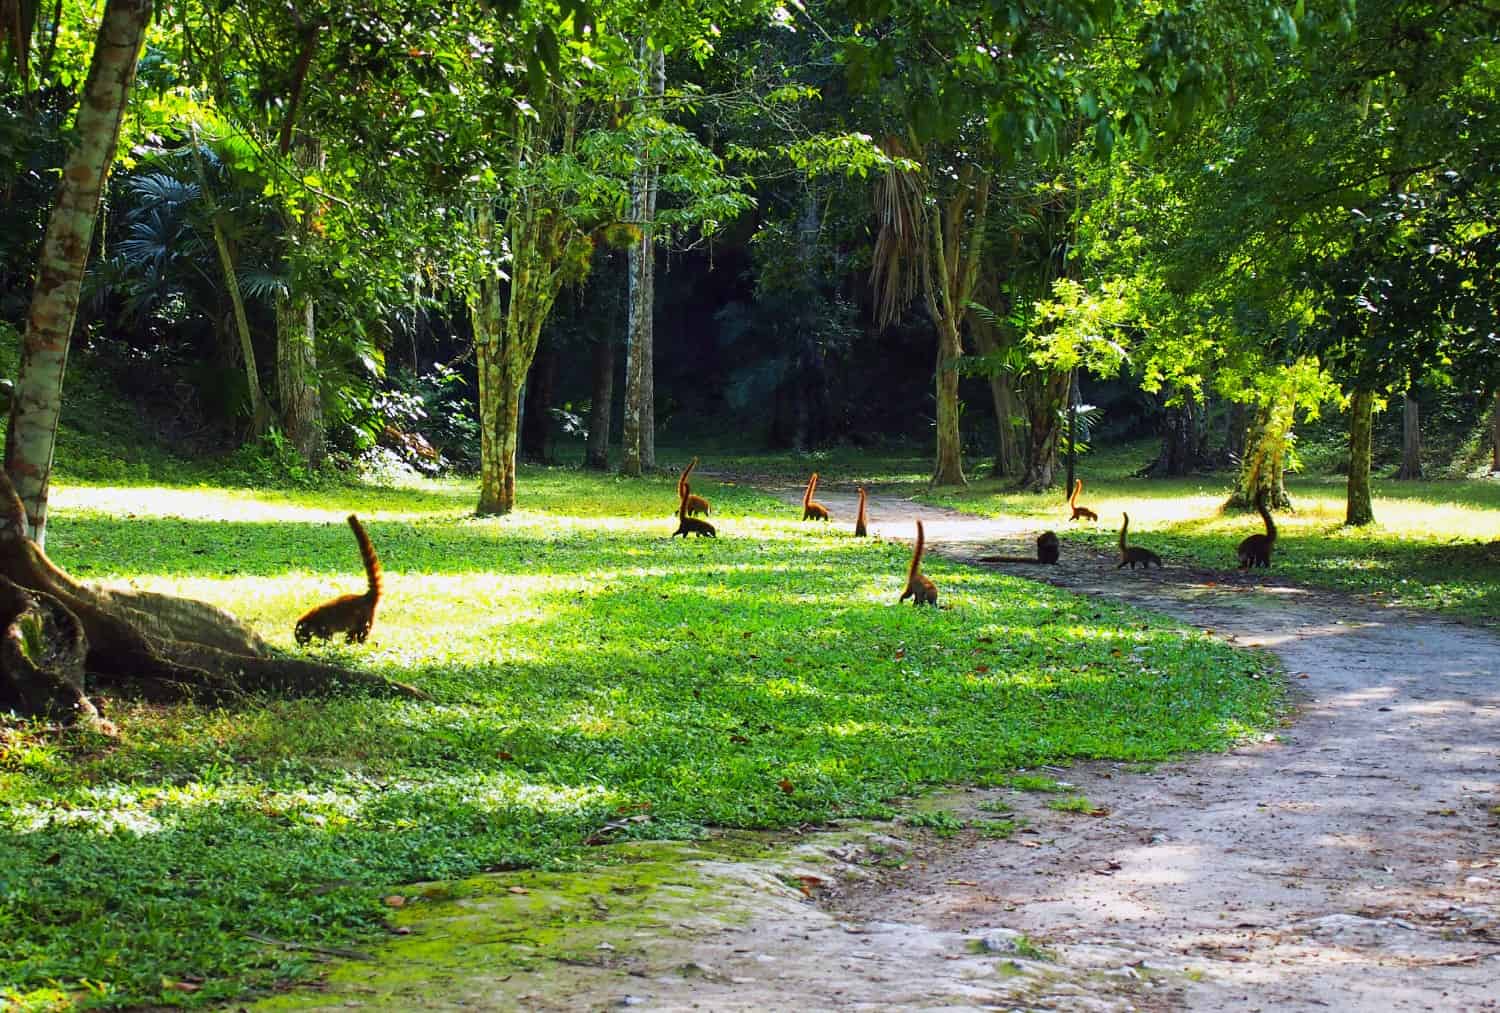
[979,531,1061,564]
[899,519,939,606]
[672,485,716,538]
[1116,512,1162,569]
[295,514,383,644]
[678,456,711,516]
[802,472,830,521]
[854,486,869,537]
[1237,489,1277,568]
[1068,478,1098,522]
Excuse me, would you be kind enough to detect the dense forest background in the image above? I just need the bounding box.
[2,0,1497,515]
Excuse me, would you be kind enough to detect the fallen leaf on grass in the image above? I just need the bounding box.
[778,778,795,794]
[384,895,406,907]
[508,886,530,895]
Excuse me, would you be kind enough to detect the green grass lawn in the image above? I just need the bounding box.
[1,466,1279,1009]
[919,442,1500,622]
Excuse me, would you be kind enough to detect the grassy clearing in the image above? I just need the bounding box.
[2,465,1278,1008]
[915,443,1500,622]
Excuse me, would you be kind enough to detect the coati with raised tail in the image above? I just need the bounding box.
[672,485,716,538]
[678,456,711,516]
[1068,478,1098,522]
[979,531,1060,564]
[1116,512,1162,569]
[802,472,830,521]
[1237,489,1277,568]
[899,519,939,606]
[295,514,383,644]
[854,486,869,537]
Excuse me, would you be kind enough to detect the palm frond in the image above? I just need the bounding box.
[870,136,926,331]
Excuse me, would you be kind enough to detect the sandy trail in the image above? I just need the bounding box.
[716,484,1500,1011]
[275,484,1499,1012]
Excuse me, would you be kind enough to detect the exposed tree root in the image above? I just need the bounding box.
[0,471,426,728]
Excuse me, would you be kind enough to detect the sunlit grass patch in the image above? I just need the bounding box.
[928,461,1500,621]
[1,467,1280,1008]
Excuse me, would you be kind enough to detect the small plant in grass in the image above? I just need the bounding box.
[904,810,966,837]
[1007,774,1071,793]
[1046,795,1105,815]
[977,799,1014,814]
[974,818,1022,839]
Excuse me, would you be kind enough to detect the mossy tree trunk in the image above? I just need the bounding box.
[924,165,989,488]
[473,129,578,515]
[1345,388,1376,526]
[3,0,150,547]
[620,40,662,478]
[1228,399,1293,510]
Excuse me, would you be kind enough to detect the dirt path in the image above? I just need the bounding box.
[267,485,1499,1012]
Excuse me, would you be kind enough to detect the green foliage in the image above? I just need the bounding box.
[1,467,1279,1007]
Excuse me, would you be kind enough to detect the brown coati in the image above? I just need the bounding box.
[854,486,869,537]
[802,472,830,521]
[1116,512,1162,569]
[979,531,1060,565]
[678,456,711,516]
[1237,489,1277,568]
[672,485,716,538]
[295,514,383,644]
[1067,478,1098,522]
[899,519,939,606]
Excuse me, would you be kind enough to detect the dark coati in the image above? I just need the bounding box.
[1237,489,1277,568]
[802,472,830,521]
[899,519,939,606]
[1116,512,1162,569]
[1068,478,1098,522]
[678,456,711,516]
[295,514,383,644]
[854,486,869,537]
[979,531,1060,564]
[672,485,716,538]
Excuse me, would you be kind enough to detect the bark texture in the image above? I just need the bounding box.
[4,0,150,546]
[520,336,557,464]
[1345,389,1375,526]
[1229,399,1293,510]
[620,41,663,477]
[924,166,990,487]
[1017,370,1069,491]
[1138,392,1210,478]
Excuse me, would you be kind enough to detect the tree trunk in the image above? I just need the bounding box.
[275,290,322,463]
[472,205,517,513]
[1228,399,1292,510]
[989,377,1021,478]
[1492,390,1500,474]
[1139,391,1209,478]
[1345,388,1375,526]
[3,0,150,547]
[194,128,272,439]
[585,338,613,470]
[1017,369,1068,491]
[1395,390,1422,480]
[520,335,556,464]
[931,314,966,486]
[620,40,662,477]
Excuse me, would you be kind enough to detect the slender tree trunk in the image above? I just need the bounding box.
[1395,390,1422,480]
[924,168,989,487]
[620,40,662,477]
[1346,389,1375,526]
[3,0,150,546]
[192,127,271,438]
[585,339,614,470]
[1492,390,1500,474]
[275,292,322,463]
